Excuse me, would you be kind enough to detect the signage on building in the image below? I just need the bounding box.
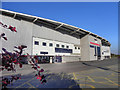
[90,42,100,46]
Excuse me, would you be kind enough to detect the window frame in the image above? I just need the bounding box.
[49,43,53,47]
[61,45,65,48]
[66,46,69,49]
[42,42,47,46]
[34,41,39,45]
[56,44,59,48]
[75,47,77,49]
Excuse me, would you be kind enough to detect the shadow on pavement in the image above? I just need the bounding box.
[43,72,80,88]
[6,71,81,89]
[82,62,119,73]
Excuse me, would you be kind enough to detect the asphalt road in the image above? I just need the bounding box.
[1,57,119,89]
[40,57,118,73]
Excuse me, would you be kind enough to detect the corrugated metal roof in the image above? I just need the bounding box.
[0,9,111,46]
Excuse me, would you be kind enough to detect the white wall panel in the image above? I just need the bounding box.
[33,37,80,56]
[101,46,111,56]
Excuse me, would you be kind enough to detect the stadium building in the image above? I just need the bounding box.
[0,9,111,63]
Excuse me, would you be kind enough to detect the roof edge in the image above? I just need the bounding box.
[0,9,111,46]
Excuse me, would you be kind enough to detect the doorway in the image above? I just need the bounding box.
[97,47,101,60]
[53,56,62,63]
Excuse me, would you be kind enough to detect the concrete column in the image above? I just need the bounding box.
[50,57,53,63]
[80,35,90,61]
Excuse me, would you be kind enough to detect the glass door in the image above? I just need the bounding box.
[97,47,101,60]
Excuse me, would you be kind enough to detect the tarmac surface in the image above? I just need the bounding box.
[1,57,119,89]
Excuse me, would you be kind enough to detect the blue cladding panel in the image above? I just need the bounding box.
[55,48,73,53]
[97,47,101,57]
[55,56,62,62]
[34,41,39,45]
[90,45,94,48]
[95,46,97,56]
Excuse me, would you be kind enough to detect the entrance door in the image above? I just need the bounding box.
[53,56,62,63]
[97,47,101,60]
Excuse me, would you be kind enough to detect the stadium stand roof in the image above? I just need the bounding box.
[0,9,111,46]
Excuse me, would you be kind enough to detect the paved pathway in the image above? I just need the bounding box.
[68,64,119,88]
[0,58,119,89]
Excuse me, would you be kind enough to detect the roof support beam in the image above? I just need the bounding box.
[13,13,16,18]
[0,9,110,46]
[70,28,80,34]
[55,23,64,30]
[33,18,38,23]
[70,28,86,35]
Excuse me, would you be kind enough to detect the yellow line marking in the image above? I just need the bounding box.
[80,84,95,88]
[68,69,95,75]
[26,82,35,88]
[73,72,77,80]
[15,77,35,88]
[47,75,51,79]
[61,73,64,80]
[71,78,74,79]
[79,84,95,88]
[105,78,120,86]
[75,77,118,87]
[75,74,87,76]
[92,81,118,86]
[69,84,95,88]
[77,79,118,86]
[87,76,95,82]
[92,76,106,79]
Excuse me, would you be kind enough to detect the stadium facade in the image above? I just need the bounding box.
[0,9,111,63]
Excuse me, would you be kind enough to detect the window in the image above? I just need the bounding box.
[56,44,59,47]
[94,39,97,41]
[49,43,53,47]
[90,45,94,48]
[94,39,97,43]
[34,41,39,45]
[97,47,101,57]
[75,47,77,49]
[78,47,80,49]
[66,46,69,49]
[55,48,73,53]
[42,42,46,46]
[40,52,48,54]
[94,46,97,56]
[61,45,64,48]
[102,52,104,55]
